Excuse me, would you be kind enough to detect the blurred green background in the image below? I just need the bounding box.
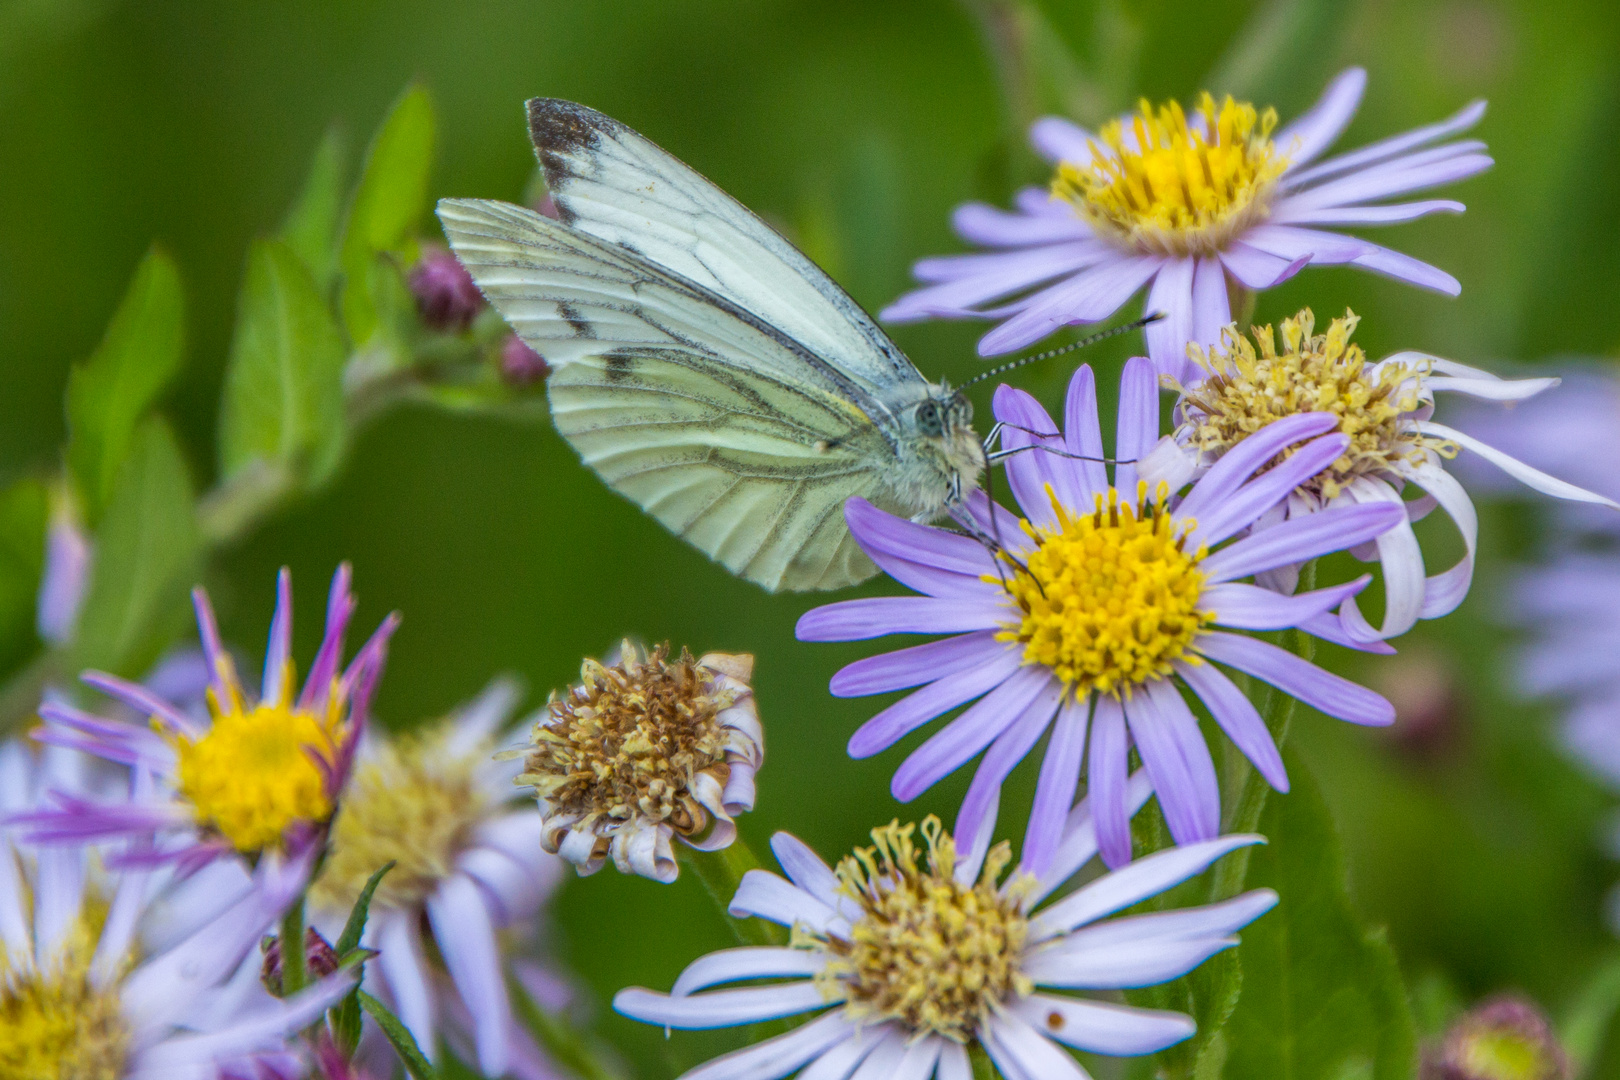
[3,0,1620,1075]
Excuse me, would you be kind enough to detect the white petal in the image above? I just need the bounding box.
[685,1011,860,1080]
[613,981,828,1028]
[1027,771,1154,906]
[1012,993,1194,1055]
[376,910,439,1061]
[730,869,839,932]
[426,873,511,1076]
[984,1011,1092,1080]
[671,947,826,996]
[1418,420,1620,507]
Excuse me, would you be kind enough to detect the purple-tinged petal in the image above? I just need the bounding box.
[682,1011,857,1080]
[994,384,1066,528]
[1336,477,1426,640]
[299,562,356,712]
[887,244,1111,321]
[1281,145,1491,212]
[1021,697,1089,877]
[1345,241,1463,295]
[1200,502,1405,583]
[1244,224,1463,294]
[984,1013,1089,1080]
[952,201,1093,246]
[1403,460,1480,620]
[830,631,1003,697]
[1123,681,1218,846]
[797,596,1007,642]
[1218,243,1309,290]
[10,794,191,844]
[80,671,202,737]
[768,833,844,912]
[848,644,1023,758]
[1419,420,1620,508]
[1271,199,1465,227]
[952,677,1063,858]
[978,256,1164,356]
[261,568,294,708]
[613,982,827,1029]
[892,666,1054,801]
[1029,834,1265,939]
[1285,98,1487,188]
[1299,608,1397,654]
[1030,769,1154,904]
[1088,695,1132,869]
[376,911,437,1060]
[1195,631,1394,725]
[729,870,838,933]
[1063,363,1109,499]
[1176,659,1288,791]
[1112,357,1160,494]
[672,948,825,997]
[1030,116,1099,165]
[1011,994,1194,1056]
[1191,431,1351,545]
[37,507,90,647]
[1274,67,1366,171]
[1184,257,1231,383]
[426,873,511,1076]
[1205,576,1370,632]
[845,497,997,578]
[1174,413,1338,523]
[1142,257,1196,382]
[191,585,234,705]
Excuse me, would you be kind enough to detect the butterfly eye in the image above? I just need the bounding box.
[916,400,943,437]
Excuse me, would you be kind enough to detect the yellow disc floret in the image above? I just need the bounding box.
[814,817,1032,1044]
[1000,486,1211,696]
[1053,93,1286,256]
[313,721,490,912]
[1179,308,1459,500]
[0,924,130,1080]
[171,674,342,854]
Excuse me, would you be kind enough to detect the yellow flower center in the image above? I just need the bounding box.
[0,927,130,1080]
[1179,308,1459,500]
[171,678,342,855]
[313,723,490,912]
[813,817,1032,1043]
[998,487,1211,697]
[1052,93,1286,256]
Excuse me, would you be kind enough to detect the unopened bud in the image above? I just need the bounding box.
[261,926,342,997]
[501,334,551,386]
[410,245,484,332]
[1423,994,1571,1080]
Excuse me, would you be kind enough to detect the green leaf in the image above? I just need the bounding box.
[281,125,347,289]
[72,418,199,677]
[1222,747,1418,1080]
[341,84,435,345]
[219,238,348,489]
[66,247,185,524]
[361,990,440,1080]
[0,479,49,678]
[334,860,396,959]
[1560,952,1620,1074]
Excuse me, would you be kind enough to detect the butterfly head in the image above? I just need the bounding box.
[887,386,984,519]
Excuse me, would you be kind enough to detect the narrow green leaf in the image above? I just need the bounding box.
[66,247,185,523]
[340,84,436,345]
[1222,748,1418,1080]
[361,990,440,1080]
[281,125,347,289]
[510,974,624,1080]
[219,239,348,489]
[1203,0,1349,114]
[334,860,396,959]
[71,418,199,677]
[0,479,49,679]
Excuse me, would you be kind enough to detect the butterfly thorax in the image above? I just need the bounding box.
[877,386,984,521]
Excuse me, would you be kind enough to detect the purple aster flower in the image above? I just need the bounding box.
[1157,310,1617,641]
[307,679,567,1079]
[883,68,1490,381]
[17,564,399,869]
[614,781,1275,1080]
[0,738,356,1080]
[798,358,1401,871]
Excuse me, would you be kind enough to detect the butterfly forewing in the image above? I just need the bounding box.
[525,98,927,406]
[438,197,893,590]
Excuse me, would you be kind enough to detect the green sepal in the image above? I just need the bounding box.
[361,990,441,1080]
[335,860,396,959]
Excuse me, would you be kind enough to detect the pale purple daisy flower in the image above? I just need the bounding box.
[306,679,567,1079]
[614,780,1275,1080]
[798,358,1400,871]
[1157,310,1617,641]
[0,739,355,1080]
[17,564,399,870]
[883,68,1490,381]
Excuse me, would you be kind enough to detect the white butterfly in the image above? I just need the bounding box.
[437,99,986,592]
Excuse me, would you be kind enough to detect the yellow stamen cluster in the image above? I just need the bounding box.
[0,926,130,1080]
[1000,487,1211,696]
[171,666,343,855]
[517,643,736,842]
[1052,93,1286,256]
[814,817,1032,1044]
[1179,308,1458,500]
[313,721,490,912]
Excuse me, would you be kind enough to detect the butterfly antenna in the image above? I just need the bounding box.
[957,312,1166,392]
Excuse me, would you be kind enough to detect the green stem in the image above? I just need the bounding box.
[1210,560,1315,902]
[508,974,623,1080]
[969,1043,999,1080]
[678,839,787,947]
[279,894,308,996]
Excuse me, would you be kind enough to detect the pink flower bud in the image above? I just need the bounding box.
[409,245,484,332]
[501,334,550,386]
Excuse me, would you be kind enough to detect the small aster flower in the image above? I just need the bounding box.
[17,564,400,870]
[411,244,485,332]
[614,787,1275,1080]
[513,643,761,883]
[1422,994,1572,1080]
[0,739,355,1080]
[1165,309,1617,640]
[798,358,1400,870]
[308,679,566,1079]
[883,68,1491,381]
